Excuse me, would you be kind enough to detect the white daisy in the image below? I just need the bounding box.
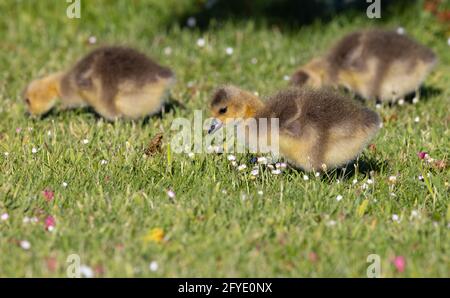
[20,240,31,250]
[167,190,175,199]
[392,214,400,222]
[80,265,94,278]
[187,17,196,27]
[326,220,337,227]
[88,36,97,44]
[237,164,247,171]
[396,27,405,35]
[227,155,236,161]
[257,157,267,164]
[197,38,206,47]
[149,261,159,272]
[225,47,234,55]
[163,47,172,56]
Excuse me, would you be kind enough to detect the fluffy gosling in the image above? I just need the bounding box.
[23,46,175,120]
[209,85,381,171]
[290,29,437,103]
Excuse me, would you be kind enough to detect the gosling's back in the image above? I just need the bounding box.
[256,88,380,171]
[60,47,174,119]
[327,30,437,101]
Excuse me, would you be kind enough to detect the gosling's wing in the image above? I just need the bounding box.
[327,31,366,72]
[67,48,100,89]
[93,47,174,84]
[257,89,306,138]
[275,89,378,137]
[362,30,436,64]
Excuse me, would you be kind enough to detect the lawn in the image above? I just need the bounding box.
[0,0,449,277]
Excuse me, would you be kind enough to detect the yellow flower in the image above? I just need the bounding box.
[143,228,165,244]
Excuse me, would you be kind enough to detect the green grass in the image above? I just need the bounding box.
[0,0,449,277]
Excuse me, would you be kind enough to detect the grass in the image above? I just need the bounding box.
[0,0,449,277]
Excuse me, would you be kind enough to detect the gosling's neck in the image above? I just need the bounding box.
[242,92,265,118]
[45,72,64,98]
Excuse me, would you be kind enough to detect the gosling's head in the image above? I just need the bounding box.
[208,85,264,134]
[23,73,61,116]
[290,58,328,89]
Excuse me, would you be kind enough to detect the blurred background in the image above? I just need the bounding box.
[0,0,448,121]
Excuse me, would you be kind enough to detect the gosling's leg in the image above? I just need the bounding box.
[375,97,382,109]
[412,87,420,104]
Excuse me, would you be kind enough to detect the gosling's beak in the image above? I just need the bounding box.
[208,118,223,135]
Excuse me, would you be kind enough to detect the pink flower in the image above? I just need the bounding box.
[44,216,56,231]
[308,252,318,263]
[393,256,406,273]
[417,152,427,160]
[42,189,54,202]
[45,257,58,272]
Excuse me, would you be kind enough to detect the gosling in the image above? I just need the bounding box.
[23,46,175,120]
[290,29,437,103]
[208,85,381,172]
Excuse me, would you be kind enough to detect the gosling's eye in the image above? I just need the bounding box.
[219,107,227,114]
[25,98,30,105]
